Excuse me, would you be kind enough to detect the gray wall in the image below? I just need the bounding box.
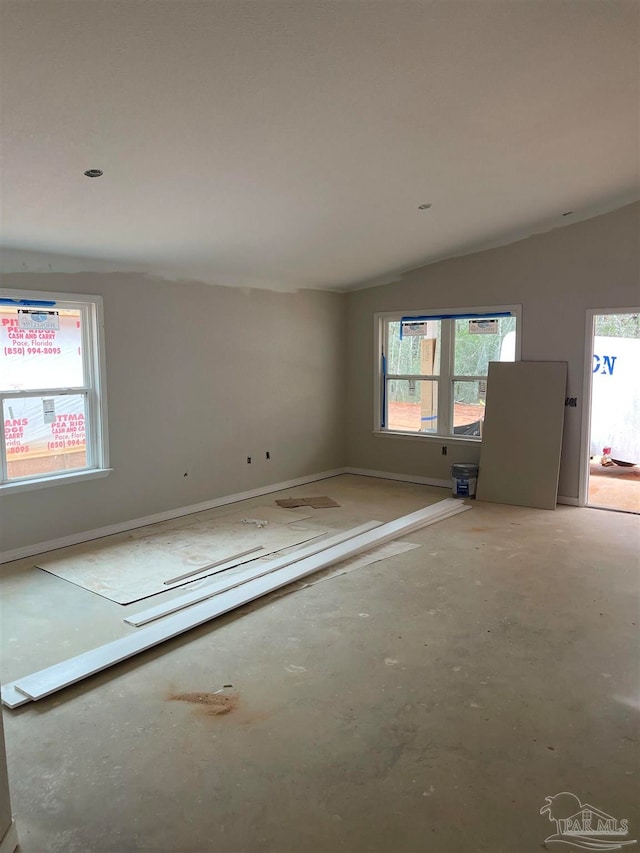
[345,202,640,498]
[1,203,638,552]
[0,272,346,552]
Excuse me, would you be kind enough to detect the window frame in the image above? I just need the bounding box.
[374,304,522,442]
[0,288,110,492]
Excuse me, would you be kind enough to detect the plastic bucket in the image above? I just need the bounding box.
[451,463,478,498]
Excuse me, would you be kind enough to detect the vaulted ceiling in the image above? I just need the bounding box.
[1,0,638,290]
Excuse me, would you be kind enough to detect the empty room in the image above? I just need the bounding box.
[0,2,639,852]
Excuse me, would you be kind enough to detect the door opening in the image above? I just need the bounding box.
[584,310,640,513]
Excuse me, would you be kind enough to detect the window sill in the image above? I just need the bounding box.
[373,429,481,445]
[1,468,113,494]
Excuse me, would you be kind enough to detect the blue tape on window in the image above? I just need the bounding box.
[0,298,57,307]
[399,311,512,339]
[421,415,437,422]
[381,353,386,428]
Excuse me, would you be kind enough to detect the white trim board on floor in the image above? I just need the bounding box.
[345,466,578,506]
[0,467,578,567]
[125,521,383,626]
[163,546,264,585]
[0,468,344,564]
[2,499,471,708]
[343,467,450,489]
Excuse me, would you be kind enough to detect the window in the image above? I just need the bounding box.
[376,306,520,439]
[0,290,109,489]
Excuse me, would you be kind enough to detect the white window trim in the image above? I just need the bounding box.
[0,467,114,494]
[0,288,110,491]
[373,303,522,441]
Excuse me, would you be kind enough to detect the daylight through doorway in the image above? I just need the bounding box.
[587,311,640,513]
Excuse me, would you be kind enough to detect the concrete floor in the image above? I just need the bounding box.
[1,474,639,853]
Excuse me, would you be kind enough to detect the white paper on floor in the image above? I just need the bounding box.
[260,540,422,605]
[35,505,326,604]
[303,540,422,586]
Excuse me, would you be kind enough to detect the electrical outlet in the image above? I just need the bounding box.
[442,445,447,455]
[247,456,252,464]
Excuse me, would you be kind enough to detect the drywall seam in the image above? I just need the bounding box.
[2,499,471,707]
[126,521,383,626]
[343,467,450,488]
[0,468,345,564]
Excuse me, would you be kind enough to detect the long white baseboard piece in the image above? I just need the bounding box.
[0,468,345,564]
[0,685,26,709]
[347,468,580,507]
[344,467,450,489]
[126,521,382,627]
[2,498,470,708]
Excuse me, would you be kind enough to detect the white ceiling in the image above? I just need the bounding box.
[1,0,638,291]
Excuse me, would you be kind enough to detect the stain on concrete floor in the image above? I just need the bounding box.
[168,688,239,716]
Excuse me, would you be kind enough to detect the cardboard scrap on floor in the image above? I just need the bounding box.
[276,496,340,509]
